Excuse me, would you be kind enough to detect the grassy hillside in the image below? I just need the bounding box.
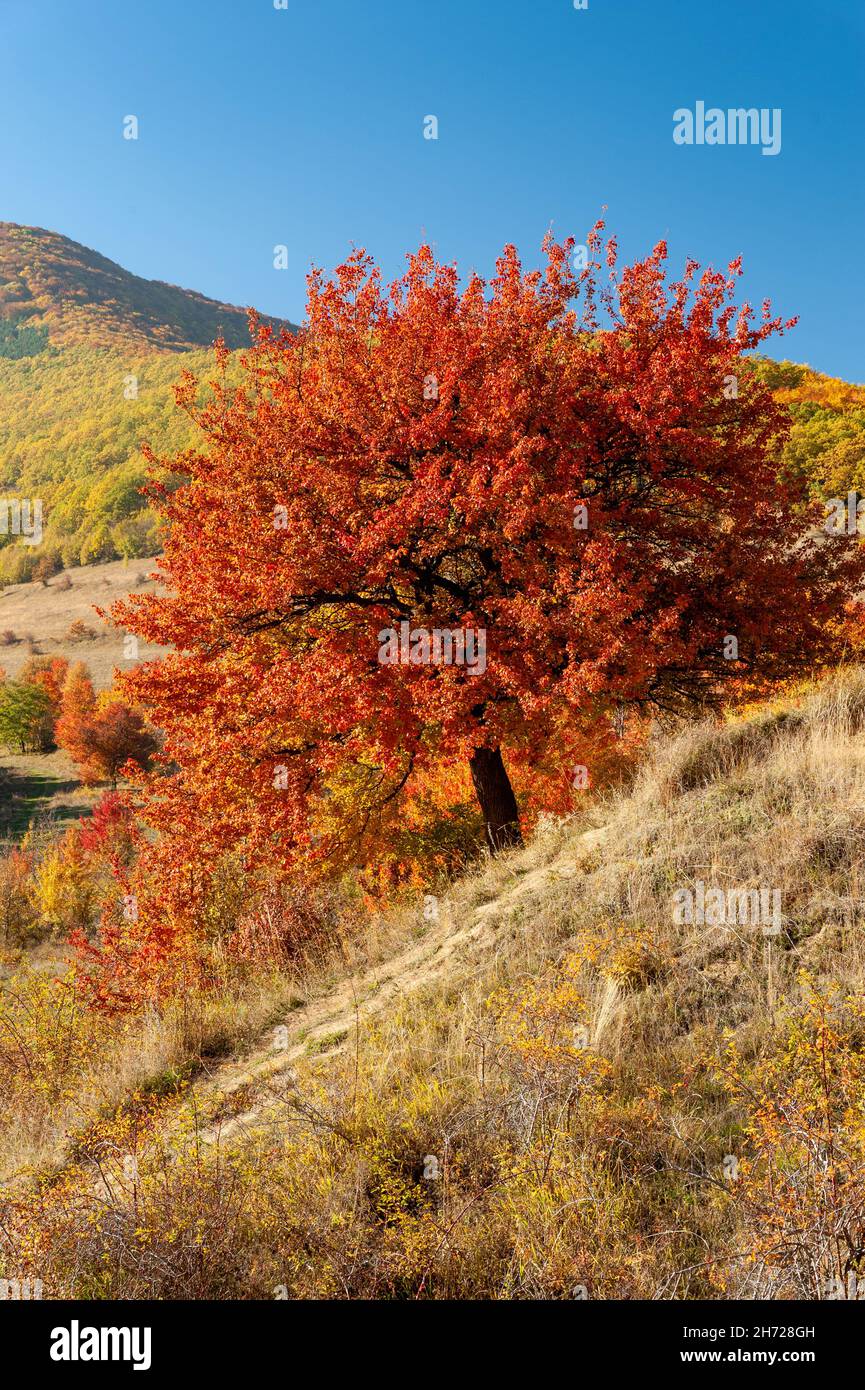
[0,554,166,687]
[0,748,91,841]
[2,670,864,1299]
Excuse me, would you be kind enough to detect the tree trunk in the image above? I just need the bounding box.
[469,746,522,853]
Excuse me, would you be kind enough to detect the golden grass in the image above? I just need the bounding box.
[2,668,865,1298]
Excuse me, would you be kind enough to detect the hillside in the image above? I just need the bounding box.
[0,554,166,687]
[752,357,865,504]
[0,223,294,353]
[3,670,864,1299]
[0,341,206,581]
[0,223,297,583]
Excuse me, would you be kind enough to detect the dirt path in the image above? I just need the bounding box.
[184,826,607,1148]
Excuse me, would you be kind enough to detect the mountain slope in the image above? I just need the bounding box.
[0,224,296,581]
[0,223,294,352]
[0,344,216,580]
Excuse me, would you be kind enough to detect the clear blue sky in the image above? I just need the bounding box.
[2,0,863,379]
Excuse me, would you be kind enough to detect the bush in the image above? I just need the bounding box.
[714,976,865,1300]
[0,848,38,946]
[67,620,97,643]
[31,550,63,585]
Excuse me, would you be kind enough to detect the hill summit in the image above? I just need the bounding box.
[0,222,295,353]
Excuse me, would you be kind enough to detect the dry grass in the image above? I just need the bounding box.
[0,555,166,688]
[2,669,865,1298]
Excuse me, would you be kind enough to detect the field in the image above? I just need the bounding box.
[0,555,165,688]
[0,748,93,840]
[0,557,163,838]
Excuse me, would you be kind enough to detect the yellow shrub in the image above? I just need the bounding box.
[31,832,97,935]
[715,974,865,1299]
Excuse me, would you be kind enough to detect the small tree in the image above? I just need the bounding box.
[57,679,157,788]
[32,829,97,935]
[69,701,157,788]
[19,655,69,750]
[0,681,53,753]
[54,662,96,763]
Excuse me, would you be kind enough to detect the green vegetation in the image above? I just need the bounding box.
[0,221,294,583]
[0,753,86,839]
[0,344,214,580]
[752,356,865,503]
[0,681,53,753]
[0,312,49,360]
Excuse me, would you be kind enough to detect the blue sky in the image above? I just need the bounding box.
[2,0,863,379]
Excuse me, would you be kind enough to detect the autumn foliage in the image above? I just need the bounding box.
[53,661,96,756]
[104,228,861,957]
[714,977,865,1299]
[54,662,156,787]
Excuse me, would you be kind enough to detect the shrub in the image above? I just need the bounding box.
[31,550,63,585]
[67,619,97,643]
[0,848,38,946]
[714,976,865,1299]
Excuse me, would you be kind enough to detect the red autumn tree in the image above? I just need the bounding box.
[113,229,864,899]
[54,661,97,764]
[77,790,137,864]
[56,663,155,786]
[70,701,157,788]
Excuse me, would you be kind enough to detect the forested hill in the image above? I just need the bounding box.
[751,357,865,504]
[0,222,294,352]
[0,224,295,582]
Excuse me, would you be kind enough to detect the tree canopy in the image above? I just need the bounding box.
[112,228,865,911]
